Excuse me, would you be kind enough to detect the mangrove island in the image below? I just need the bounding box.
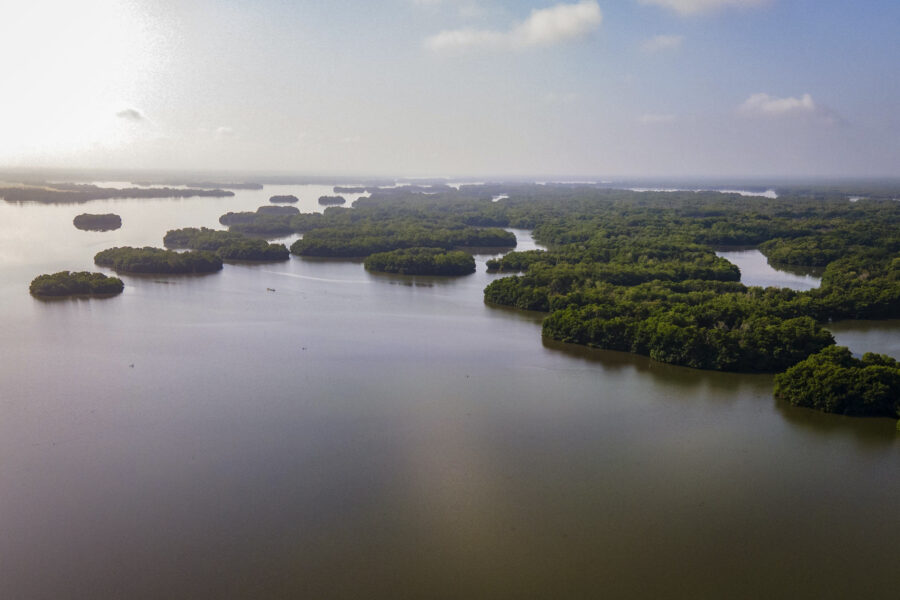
[163,227,289,261]
[73,213,122,231]
[364,247,476,276]
[30,271,124,297]
[95,246,223,274]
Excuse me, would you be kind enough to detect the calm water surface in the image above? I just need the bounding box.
[0,189,897,599]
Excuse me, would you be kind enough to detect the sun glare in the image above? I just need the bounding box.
[0,0,159,163]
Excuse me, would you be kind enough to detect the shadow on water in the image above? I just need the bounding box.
[483,301,547,325]
[764,260,826,278]
[297,255,365,266]
[459,244,516,256]
[540,337,771,395]
[30,293,121,303]
[774,397,899,448]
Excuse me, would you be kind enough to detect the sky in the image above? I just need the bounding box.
[0,0,898,178]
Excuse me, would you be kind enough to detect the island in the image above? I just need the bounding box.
[364,247,476,275]
[94,246,223,274]
[163,227,289,261]
[269,194,299,204]
[318,195,346,206]
[0,183,233,203]
[275,182,899,403]
[291,223,515,258]
[333,186,366,194]
[73,213,122,231]
[219,206,316,235]
[30,271,124,297]
[775,346,900,417]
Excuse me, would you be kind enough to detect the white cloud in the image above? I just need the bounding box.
[641,34,684,52]
[215,126,235,137]
[737,93,842,125]
[637,0,770,15]
[426,1,602,52]
[738,93,816,116]
[116,108,145,122]
[639,113,677,124]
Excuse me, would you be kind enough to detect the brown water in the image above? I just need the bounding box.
[1,189,898,599]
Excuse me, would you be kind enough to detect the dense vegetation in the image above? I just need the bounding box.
[73,213,122,231]
[318,195,346,206]
[219,206,308,235]
[296,183,897,386]
[364,247,476,276]
[29,271,124,297]
[163,227,289,261]
[218,199,516,255]
[291,222,515,257]
[256,205,299,216]
[775,346,900,417]
[269,194,298,203]
[95,247,223,274]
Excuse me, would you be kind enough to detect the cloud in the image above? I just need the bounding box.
[116,108,145,122]
[215,126,235,137]
[738,93,841,124]
[738,93,816,116]
[641,34,684,52]
[639,113,677,124]
[425,1,602,52]
[637,0,770,15]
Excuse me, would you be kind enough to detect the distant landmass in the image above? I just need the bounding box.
[318,195,346,206]
[0,184,233,204]
[132,181,264,190]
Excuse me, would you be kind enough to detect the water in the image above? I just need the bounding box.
[628,187,779,198]
[716,248,822,291]
[0,190,897,599]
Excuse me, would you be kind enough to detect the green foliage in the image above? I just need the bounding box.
[318,195,347,206]
[163,227,289,261]
[256,205,299,216]
[364,247,476,275]
[29,271,124,297]
[94,246,223,274]
[73,213,122,231]
[212,183,899,376]
[290,222,515,258]
[775,346,900,417]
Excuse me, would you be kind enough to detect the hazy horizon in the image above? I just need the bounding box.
[2,1,898,178]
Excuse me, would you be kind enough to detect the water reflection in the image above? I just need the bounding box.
[715,248,821,291]
[774,398,899,448]
[541,337,771,396]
